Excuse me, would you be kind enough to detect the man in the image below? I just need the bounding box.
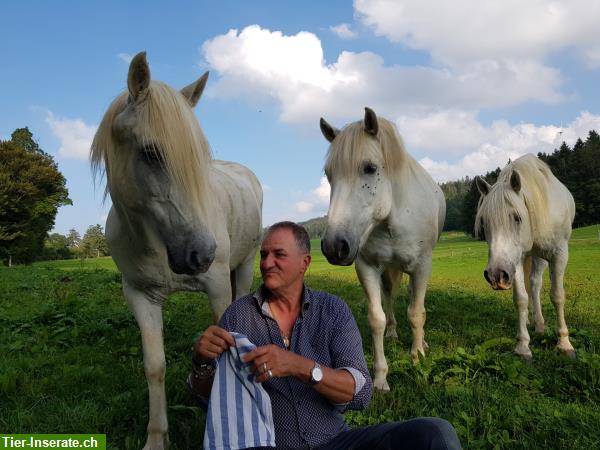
[190,221,461,449]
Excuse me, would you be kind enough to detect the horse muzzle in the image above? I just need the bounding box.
[484,268,512,290]
[321,233,359,266]
[167,240,216,275]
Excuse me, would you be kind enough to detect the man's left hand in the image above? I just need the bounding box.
[242,345,303,383]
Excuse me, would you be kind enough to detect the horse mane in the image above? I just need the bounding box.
[475,154,552,245]
[324,118,409,181]
[91,80,213,213]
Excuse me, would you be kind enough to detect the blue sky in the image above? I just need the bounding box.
[2,0,600,236]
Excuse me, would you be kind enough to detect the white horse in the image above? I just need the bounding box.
[319,108,446,391]
[475,154,575,359]
[91,52,262,450]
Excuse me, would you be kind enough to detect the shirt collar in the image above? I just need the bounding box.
[253,284,312,318]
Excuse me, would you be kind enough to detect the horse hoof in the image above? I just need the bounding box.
[560,347,576,359]
[385,330,398,340]
[374,379,390,392]
[515,349,533,361]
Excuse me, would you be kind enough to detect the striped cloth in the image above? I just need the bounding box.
[204,332,276,450]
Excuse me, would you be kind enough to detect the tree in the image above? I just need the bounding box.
[66,228,81,249]
[41,233,72,260]
[538,130,600,227]
[461,167,501,237]
[439,178,471,231]
[0,128,71,265]
[80,224,108,258]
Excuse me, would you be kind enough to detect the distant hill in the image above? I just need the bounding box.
[299,216,328,239]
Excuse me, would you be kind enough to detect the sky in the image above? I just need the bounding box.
[2,0,600,236]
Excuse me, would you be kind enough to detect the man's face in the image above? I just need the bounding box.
[260,228,311,293]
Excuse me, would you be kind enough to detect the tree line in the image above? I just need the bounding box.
[2,128,599,265]
[43,224,109,261]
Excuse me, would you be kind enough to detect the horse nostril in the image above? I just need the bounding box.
[484,270,491,284]
[500,270,510,285]
[335,239,350,261]
[189,250,201,268]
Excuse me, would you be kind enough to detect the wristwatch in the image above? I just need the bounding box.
[192,353,216,379]
[310,362,323,385]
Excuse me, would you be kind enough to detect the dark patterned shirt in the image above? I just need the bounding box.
[217,285,373,449]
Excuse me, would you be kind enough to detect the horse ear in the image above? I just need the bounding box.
[510,171,521,193]
[320,118,339,143]
[364,107,379,136]
[475,176,491,196]
[181,71,209,107]
[128,51,151,101]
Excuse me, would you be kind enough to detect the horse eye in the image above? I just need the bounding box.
[363,162,377,175]
[513,214,522,224]
[141,145,163,165]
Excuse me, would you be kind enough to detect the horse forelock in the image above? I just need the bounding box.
[324,118,408,182]
[475,155,552,245]
[90,81,213,213]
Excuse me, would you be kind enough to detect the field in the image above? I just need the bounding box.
[1,226,600,449]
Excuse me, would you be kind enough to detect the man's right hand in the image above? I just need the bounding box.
[194,325,235,360]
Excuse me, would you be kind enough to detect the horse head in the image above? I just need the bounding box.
[92,52,216,275]
[319,107,395,265]
[475,170,533,290]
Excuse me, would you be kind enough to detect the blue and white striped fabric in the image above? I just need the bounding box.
[204,332,276,450]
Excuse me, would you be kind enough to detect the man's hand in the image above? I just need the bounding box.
[194,325,235,360]
[242,344,305,383]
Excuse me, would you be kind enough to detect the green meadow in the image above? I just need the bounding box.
[1,226,599,449]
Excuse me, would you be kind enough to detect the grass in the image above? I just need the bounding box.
[1,226,600,449]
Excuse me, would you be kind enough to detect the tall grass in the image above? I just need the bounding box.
[1,226,599,449]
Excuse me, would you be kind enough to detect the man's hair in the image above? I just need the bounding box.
[265,221,311,255]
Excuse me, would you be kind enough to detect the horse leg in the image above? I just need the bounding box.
[356,258,389,391]
[407,259,432,362]
[206,263,234,323]
[123,281,169,450]
[529,256,547,335]
[549,244,575,357]
[382,269,402,340]
[512,262,532,359]
[232,253,257,300]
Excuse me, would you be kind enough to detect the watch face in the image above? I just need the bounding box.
[312,364,323,383]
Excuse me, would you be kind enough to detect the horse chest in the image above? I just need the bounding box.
[360,232,421,270]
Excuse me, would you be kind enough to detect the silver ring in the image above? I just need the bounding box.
[263,362,268,373]
[267,369,273,379]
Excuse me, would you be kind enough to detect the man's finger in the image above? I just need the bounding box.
[212,327,235,347]
[242,346,268,363]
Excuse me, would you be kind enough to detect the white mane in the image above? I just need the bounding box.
[90,80,213,213]
[475,154,553,246]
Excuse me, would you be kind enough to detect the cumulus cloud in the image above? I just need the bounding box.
[200,25,563,125]
[293,176,330,215]
[330,23,357,39]
[417,111,600,182]
[355,0,600,67]
[46,111,97,160]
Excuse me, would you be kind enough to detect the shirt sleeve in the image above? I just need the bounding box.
[327,296,373,411]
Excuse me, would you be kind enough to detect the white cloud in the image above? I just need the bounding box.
[200,25,563,126]
[417,111,600,182]
[330,23,357,39]
[46,111,97,160]
[293,176,330,215]
[117,53,133,64]
[295,201,314,213]
[355,0,600,67]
